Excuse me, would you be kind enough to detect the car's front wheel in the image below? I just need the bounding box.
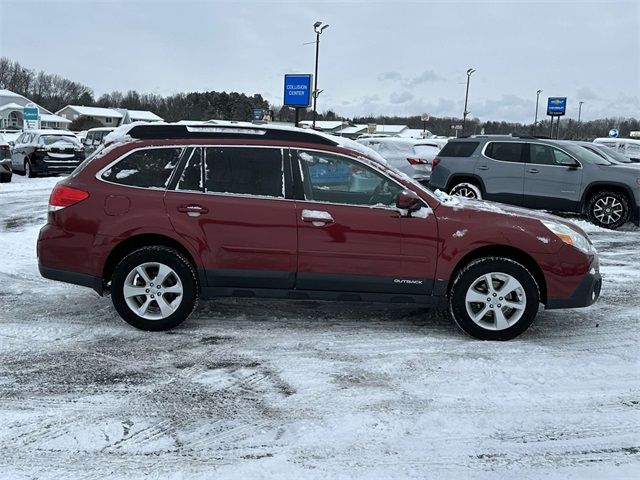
[586,190,630,230]
[449,257,540,340]
[111,246,198,331]
[449,181,482,199]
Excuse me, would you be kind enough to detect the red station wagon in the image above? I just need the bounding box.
[38,123,602,340]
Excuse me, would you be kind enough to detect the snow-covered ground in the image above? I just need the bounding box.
[1,175,638,479]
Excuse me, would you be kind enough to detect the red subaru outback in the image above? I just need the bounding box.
[37,123,601,340]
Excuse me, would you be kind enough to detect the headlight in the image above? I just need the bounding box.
[540,220,594,254]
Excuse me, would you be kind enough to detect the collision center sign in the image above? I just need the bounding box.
[283,74,312,108]
[547,97,567,116]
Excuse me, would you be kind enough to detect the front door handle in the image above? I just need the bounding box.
[477,165,489,171]
[527,168,540,174]
[177,204,209,217]
[301,209,334,226]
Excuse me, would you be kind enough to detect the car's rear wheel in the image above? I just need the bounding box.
[449,181,482,199]
[25,160,36,178]
[449,257,539,340]
[586,190,630,230]
[111,246,198,331]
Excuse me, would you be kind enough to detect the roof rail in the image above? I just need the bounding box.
[125,123,339,146]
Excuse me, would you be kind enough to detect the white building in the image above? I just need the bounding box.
[56,105,164,127]
[0,89,71,130]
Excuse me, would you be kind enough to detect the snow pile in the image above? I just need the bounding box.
[433,189,461,207]
[453,229,468,238]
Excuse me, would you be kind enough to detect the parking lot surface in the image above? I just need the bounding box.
[1,176,638,479]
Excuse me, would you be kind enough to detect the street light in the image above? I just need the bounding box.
[462,68,475,134]
[312,21,329,129]
[534,89,543,134]
[578,101,584,122]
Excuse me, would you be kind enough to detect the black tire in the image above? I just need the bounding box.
[586,190,630,230]
[25,160,36,178]
[111,246,198,331]
[0,172,10,183]
[449,257,540,341]
[449,181,482,199]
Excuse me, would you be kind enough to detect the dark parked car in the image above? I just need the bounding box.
[0,133,11,183]
[429,135,640,229]
[38,123,601,340]
[11,129,85,177]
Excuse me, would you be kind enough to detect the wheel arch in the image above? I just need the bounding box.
[445,245,547,305]
[446,174,486,196]
[580,181,636,211]
[102,233,202,290]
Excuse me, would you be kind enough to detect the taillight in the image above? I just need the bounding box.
[407,157,428,165]
[432,157,441,169]
[48,184,89,212]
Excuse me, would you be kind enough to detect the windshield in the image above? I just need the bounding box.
[562,143,612,165]
[39,134,80,146]
[590,144,631,163]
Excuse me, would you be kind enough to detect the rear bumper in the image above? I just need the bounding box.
[39,265,105,295]
[546,271,602,309]
[31,156,83,174]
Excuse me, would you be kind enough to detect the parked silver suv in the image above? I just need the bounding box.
[429,135,640,229]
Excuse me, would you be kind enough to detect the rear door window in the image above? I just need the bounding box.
[102,147,183,188]
[438,141,479,157]
[484,142,524,162]
[204,147,284,198]
[176,147,203,192]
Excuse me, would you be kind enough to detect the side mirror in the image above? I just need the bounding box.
[396,189,422,212]
[559,158,579,169]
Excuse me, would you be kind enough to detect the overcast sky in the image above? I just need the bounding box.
[1,0,638,122]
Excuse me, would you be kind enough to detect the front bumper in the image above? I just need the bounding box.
[546,271,602,309]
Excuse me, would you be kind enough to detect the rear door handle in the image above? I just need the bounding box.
[301,209,334,226]
[527,168,539,174]
[477,165,489,171]
[177,204,209,217]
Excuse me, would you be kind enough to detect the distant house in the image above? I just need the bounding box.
[298,120,345,132]
[334,124,368,139]
[0,89,71,130]
[56,105,163,127]
[115,109,164,123]
[375,124,409,136]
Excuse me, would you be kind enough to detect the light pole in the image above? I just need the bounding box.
[534,89,542,134]
[578,101,584,122]
[312,21,329,129]
[462,68,475,134]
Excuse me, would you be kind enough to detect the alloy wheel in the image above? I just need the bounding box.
[123,262,184,320]
[592,196,623,225]
[464,272,527,330]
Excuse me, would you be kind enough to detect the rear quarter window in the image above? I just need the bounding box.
[101,147,183,188]
[438,141,480,157]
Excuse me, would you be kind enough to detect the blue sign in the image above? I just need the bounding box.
[547,97,567,116]
[609,128,619,138]
[284,74,312,108]
[23,105,39,121]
